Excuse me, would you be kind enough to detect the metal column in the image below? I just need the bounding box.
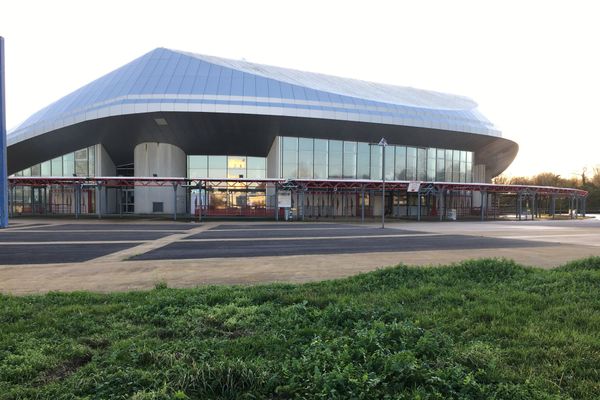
[438,190,444,221]
[480,191,486,221]
[274,183,279,221]
[173,183,178,221]
[417,189,421,221]
[517,192,522,221]
[361,186,365,223]
[97,185,102,219]
[0,37,8,228]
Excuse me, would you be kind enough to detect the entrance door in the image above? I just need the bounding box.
[121,188,135,213]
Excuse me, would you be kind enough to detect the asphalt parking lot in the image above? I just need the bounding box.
[133,223,552,261]
[1,218,600,294]
[0,223,194,264]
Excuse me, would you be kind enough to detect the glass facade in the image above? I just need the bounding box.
[187,155,266,179]
[278,136,473,182]
[13,145,97,177]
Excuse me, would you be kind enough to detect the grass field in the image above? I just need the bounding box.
[1,258,600,399]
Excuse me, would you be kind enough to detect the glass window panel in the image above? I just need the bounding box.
[427,148,436,181]
[343,141,357,179]
[406,147,417,181]
[188,155,208,169]
[313,139,328,179]
[370,145,382,180]
[51,157,63,176]
[188,168,206,179]
[282,137,298,178]
[88,146,96,176]
[63,153,75,176]
[246,156,266,179]
[460,151,467,183]
[41,161,51,177]
[247,157,265,171]
[298,138,313,178]
[395,146,406,180]
[466,162,472,183]
[436,149,445,181]
[282,136,298,151]
[328,140,343,179]
[384,145,394,180]
[356,142,370,179]
[208,155,227,178]
[74,148,88,176]
[417,148,427,181]
[445,149,453,182]
[228,156,246,179]
[452,150,460,182]
[31,164,41,176]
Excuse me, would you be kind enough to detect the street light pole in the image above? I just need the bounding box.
[0,37,8,228]
[378,138,387,229]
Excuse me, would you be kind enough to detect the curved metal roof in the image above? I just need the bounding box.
[8,47,500,146]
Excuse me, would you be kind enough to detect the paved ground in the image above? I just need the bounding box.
[1,216,599,294]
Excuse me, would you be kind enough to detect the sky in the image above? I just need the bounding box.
[1,0,598,178]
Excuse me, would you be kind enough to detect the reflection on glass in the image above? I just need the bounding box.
[313,139,328,179]
[395,146,406,180]
[436,149,445,181]
[427,148,436,181]
[343,141,357,179]
[406,147,417,180]
[63,153,75,176]
[282,137,298,178]
[385,146,394,180]
[370,145,382,180]
[328,140,343,179]
[417,148,427,181]
[357,142,370,179]
[298,138,313,178]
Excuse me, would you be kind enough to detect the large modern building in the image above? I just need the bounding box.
[6,47,522,218]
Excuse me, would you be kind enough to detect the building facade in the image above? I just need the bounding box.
[6,48,518,218]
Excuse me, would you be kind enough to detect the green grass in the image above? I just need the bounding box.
[2,258,600,399]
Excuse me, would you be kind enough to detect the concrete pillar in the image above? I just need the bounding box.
[134,142,186,215]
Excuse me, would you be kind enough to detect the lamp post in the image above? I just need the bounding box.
[378,138,387,229]
[0,37,8,228]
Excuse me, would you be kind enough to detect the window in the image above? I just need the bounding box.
[395,146,406,180]
[436,149,445,181]
[343,141,357,179]
[356,142,370,179]
[281,137,298,178]
[75,149,88,176]
[208,156,227,178]
[417,148,427,181]
[298,138,313,178]
[247,157,266,179]
[328,140,343,179]
[445,149,453,182]
[370,145,382,180]
[313,139,328,179]
[63,153,75,176]
[51,157,63,176]
[384,145,395,180]
[406,147,417,181]
[41,161,51,177]
[228,156,246,179]
[427,148,436,181]
[188,155,208,178]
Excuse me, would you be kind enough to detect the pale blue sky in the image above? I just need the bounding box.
[2,0,598,177]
